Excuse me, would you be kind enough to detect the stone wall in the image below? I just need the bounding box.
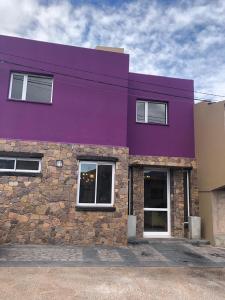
[132,167,144,239]
[129,155,196,169]
[170,170,184,237]
[190,168,199,216]
[130,155,198,238]
[0,139,129,246]
[0,140,199,245]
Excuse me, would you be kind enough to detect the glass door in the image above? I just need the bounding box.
[144,169,170,237]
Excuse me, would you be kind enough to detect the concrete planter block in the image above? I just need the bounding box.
[128,215,137,238]
[189,216,201,240]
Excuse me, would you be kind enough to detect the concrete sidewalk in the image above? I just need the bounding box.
[0,240,225,267]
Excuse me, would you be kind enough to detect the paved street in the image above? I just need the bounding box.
[0,241,225,299]
[0,267,225,300]
[0,240,225,267]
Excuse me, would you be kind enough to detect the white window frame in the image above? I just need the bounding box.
[9,73,54,103]
[77,161,115,207]
[143,168,171,238]
[0,157,42,173]
[136,100,168,125]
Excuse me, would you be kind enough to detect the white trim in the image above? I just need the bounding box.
[0,157,41,173]
[9,73,25,100]
[9,72,53,103]
[143,232,171,238]
[165,102,168,124]
[144,208,168,211]
[136,101,145,123]
[77,161,115,207]
[22,74,28,100]
[50,78,54,104]
[143,168,171,237]
[8,73,14,99]
[145,101,148,123]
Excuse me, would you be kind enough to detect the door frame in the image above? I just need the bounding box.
[143,168,171,238]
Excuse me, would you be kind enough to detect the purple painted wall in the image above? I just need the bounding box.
[0,35,195,158]
[127,73,195,157]
[0,35,129,147]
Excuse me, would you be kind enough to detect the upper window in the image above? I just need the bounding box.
[0,157,41,173]
[136,100,168,125]
[77,161,115,206]
[9,73,53,103]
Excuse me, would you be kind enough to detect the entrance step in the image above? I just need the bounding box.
[128,238,210,246]
[128,238,149,245]
[187,239,210,246]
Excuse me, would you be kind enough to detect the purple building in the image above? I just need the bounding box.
[0,35,198,246]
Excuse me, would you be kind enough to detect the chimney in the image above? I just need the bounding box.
[95,46,124,54]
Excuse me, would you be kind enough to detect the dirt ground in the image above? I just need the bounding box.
[0,267,224,300]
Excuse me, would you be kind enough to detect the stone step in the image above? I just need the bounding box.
[128,238,210,246]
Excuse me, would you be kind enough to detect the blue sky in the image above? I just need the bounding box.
[0,0,225,100]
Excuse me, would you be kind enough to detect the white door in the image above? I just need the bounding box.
[143,169,170,237]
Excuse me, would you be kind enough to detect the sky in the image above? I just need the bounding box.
[0,0,225,101]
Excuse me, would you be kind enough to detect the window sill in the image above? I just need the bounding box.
[8,98,52,105]
[0,172,42,177]
[136,121,169,126]
[75,206,116,212]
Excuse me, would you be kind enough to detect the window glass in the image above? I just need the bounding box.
[144,171,167,208]
[148,102,166,124]
[11,74,24,100]
[26,76,52,103]
[144,211,167,232]
[136,102,145,122]
[16,160,40,171]
[78,162,114,206]
[0,157,41,173]
[96,165,112,204]
[79,163,96,204]
[0,159,15,170]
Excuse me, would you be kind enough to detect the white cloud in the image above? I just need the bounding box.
[0,0,225,100]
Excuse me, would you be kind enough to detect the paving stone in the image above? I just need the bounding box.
[185,243,225,263]
[97,248,123,262]
[129,244,169,262]
[0,241,225,267]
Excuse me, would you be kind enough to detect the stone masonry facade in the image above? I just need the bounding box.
[0,139,198,246]
[0,139,129,246]
[130,155,198,239]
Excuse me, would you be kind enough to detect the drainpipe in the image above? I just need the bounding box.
[128,166,133,215]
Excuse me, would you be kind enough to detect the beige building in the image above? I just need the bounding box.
[195,101,225,247]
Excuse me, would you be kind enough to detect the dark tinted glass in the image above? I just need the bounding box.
[148,102,167,124]
[96,165,112,204]
[137,102,145,122]
[26,75,52,103]
[16,160,40,171]
[144,171,167,208]
[11,74,24,99]
[0,159,15,170]
[79,163,96,203]
[144,211,167,232]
